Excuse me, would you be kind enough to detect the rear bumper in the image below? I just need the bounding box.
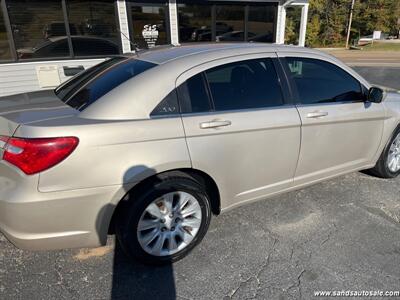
[0,180,123,250]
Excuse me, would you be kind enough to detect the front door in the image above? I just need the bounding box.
[279,56,385,185]
[178,55,301,210]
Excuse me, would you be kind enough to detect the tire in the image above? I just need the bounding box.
[115,173,212,265]
[369,126,400,178]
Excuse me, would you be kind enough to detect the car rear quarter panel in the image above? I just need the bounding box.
[14,116,191,194]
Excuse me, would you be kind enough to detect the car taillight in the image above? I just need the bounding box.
[0,136,79,175]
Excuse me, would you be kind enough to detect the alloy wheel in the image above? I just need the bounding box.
[137,191,202,256]
[387,133,400,173]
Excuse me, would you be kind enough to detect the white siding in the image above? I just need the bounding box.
[0,59,105,97]
[117,0,132,53]
[168,0,179,45]
[276,5,286,44]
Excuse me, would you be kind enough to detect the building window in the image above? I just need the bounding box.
[248,5,276,43]
[177,3,277,44]
[2,0,121,62]
[215,5,245,42]
[0,2,12,61]
[66,0,120,57]
[7,0,70,60]
[178,4,212,42]
[128,3,169,50]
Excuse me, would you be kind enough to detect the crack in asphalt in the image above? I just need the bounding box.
[287,269,306,300]
[225,237,279,300]
[54,255,79,299]
[320,223,338,246]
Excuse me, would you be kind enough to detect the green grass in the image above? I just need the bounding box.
[362,42,400,51]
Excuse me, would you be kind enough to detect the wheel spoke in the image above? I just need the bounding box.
[163,193,174,213]
[395,157,400,171]
[181,217,201,229]
[181,201,200,218]
[168,233,178,251]
[177,194,191,211]
[152,233,166,256]
[138,218,159,231]
[141,228,159,246]
[177,225,195,242]
[389,157,396,171]
[145,203,163,219]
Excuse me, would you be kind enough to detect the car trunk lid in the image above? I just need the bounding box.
[0,90,78,139]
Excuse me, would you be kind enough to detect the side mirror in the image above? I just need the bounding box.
[367,87,384,103]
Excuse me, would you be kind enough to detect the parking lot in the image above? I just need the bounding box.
[1,65,400,300]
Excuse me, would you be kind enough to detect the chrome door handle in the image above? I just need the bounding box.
[200,120,232,129]
[306,111,329,118]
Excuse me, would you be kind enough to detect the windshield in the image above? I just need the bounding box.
[55,57,156,110]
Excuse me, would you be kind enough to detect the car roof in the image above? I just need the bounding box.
[129,43,328,65]
[81,43,368,121]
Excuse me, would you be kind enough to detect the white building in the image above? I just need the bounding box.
[0,0,309,97]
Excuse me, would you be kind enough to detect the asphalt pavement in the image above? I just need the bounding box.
[1,66,400,300]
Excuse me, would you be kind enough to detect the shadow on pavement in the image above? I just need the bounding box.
[111,240,176,300]
[107,165,177,299]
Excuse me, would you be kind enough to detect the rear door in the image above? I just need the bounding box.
[278,54,385,185]
[178,54,301,210]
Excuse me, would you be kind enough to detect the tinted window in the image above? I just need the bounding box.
[0,4,12,61]
[178,4,212,42]
[67,0,120,56]
[205,59,284,111]
[7,0,70,59]
[151,90,179,116]
[247,6,276,43]
[56,58,156,110]
[215,5,245,42]
[55,57,126,100]
[179,73,211,113]
[285,58,364,104]
[72,37,119,56]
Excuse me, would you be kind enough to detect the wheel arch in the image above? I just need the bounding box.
[107,168,221,234]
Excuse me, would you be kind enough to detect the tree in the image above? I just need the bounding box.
[306,0,399,47]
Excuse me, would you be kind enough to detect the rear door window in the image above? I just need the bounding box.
[204,58,284,111]
[179,58,284,114]
[178,73,213,113]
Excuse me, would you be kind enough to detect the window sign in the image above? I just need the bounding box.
[142,24,159,48]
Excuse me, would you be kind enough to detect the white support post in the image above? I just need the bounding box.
[117,0,132,53]
[298,3,309,47]
[276,5,286,44]
[169,0,180,46]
